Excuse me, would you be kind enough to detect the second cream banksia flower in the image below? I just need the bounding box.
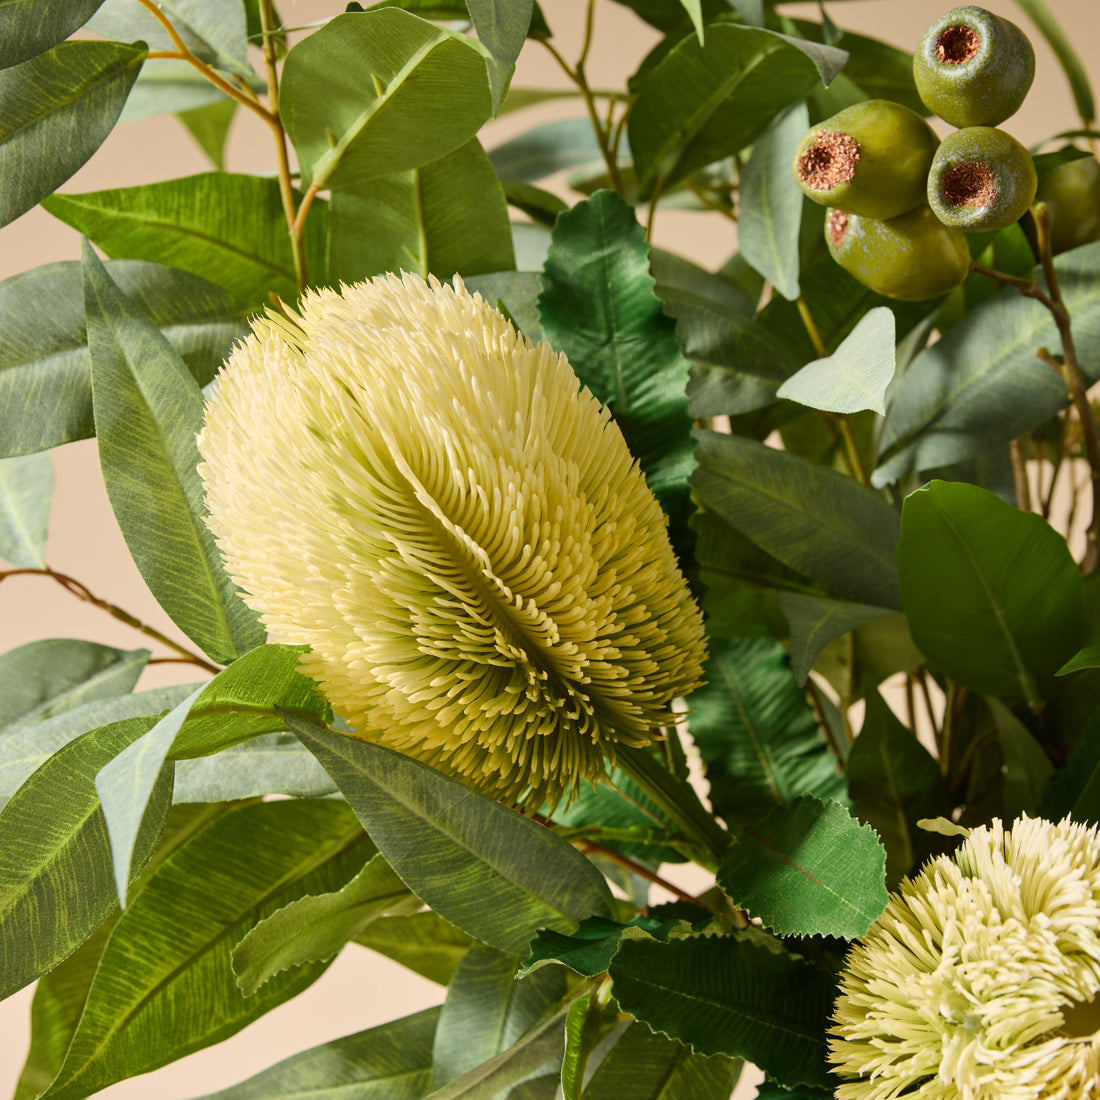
[197,273,706,808]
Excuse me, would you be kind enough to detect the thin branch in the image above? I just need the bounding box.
[1009,437,1032,512]
[573,838,720,913]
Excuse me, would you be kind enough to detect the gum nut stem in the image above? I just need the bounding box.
[792,99,939,221]
[914,5,1035,128]
[928,126,1037,231]
[826,205,971,301]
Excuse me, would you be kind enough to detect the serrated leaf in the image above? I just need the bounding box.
[0,40,145,227]
[232,853,418,996]
[898,480,1084,704]
[355,910,474,986]
[83,243,265,664]
[288,716,615,956]
[0,0,105,69]
[717,796,887,938]
[0,451,51,566]
[282,9,491,190]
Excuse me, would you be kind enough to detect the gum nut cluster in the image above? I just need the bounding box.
[792,5,1038,300]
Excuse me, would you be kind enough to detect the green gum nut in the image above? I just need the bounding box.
[927,126,1037,231]
[1036,155,1100,254]
[826,205,970,301]
[914,5,1035,128]
[791,99,939,221]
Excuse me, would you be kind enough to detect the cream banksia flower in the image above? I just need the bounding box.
[829,815,1100,1100]
[197,273,706,808]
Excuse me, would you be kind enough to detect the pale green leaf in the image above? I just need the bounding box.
[0,451,51,565]
[467,0,533,111]
[488,118,602,182]
[355,910,474,986]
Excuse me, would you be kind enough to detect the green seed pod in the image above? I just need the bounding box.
[927,126,1037,231]
[826,205,971,301]
[914,5,1035,128]
[792,100,939,220]
[1035,155,1100,254]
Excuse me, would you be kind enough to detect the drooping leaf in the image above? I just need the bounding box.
[40,800,370,1100]
[0,40,145,227]
[520,915,677,979]
[488,117,603,182]
[608,934,835,1089]
[628,25,846,197]
[83,243,265,665]
[355,910,474,986]
[281,9,492,190]
[692,430,901,608]
[1041,709,1100,824]
[467,0,533,111]
[191,1007,442,1100]
[0,452,52,566]
[328,138,514,283]
[0,259,249,458]
[989,697,1054,819]
[178,98,237,169]
[778,592,892,687]
[738,103,807,301]
[688,637,847,828]
[288,716,615,956]
[0,0,105,69]
[560,990,597,1100]
[898,480,1084,704]
[46,175,327,307]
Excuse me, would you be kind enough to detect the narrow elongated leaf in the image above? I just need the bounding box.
[47,175,327,307]
[329,138,514,283]
[355,911,474,986]
[608,934,835,1089]
[692,430,901,608]
[232,853,418,996]
[0,259,249,458]
[898,480,1084,703]
[738,103,806,301]
[83,243,264,664]
[1059,641,1100,676]
[0,452,51,566]
[1012,0,1095,125]
[0,0,105,68]
[779,592,892,686]
[193,1007,441,1100]
[1041,710,1100,823]
[41,800,369,1100]
[488,118,603,182]
[688,637,846,828]
[0,40,145,227]
[467,0,533,110]
[288,716,615,956]
[628,25,845,197]
[282,9,492,189]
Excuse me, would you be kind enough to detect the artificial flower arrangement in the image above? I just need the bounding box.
[2,0,1100,1097]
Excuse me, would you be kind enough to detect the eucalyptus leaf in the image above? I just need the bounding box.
[0,0,105,69]
[488,117,603,182]
[467,0,533,111]
[119,60,231,122]
[178,98,237,169]
[0,452,52,566]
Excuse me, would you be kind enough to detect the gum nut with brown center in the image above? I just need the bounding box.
[791,99,939,221]
[1036,155,1100,254]
[914,5,1035,128]
[826,205,971,301]
[927,126,1037,231]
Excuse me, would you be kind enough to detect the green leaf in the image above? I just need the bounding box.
[282,9,492,190]
[46,174,326,308]
[1011,0,1095,125]
[0,716,165,1000]
[688,637,846,828]
[989,697,1054,819]
[738,103,806,301]
[467,0,532,111]
[288,716,615,956]
[779,592,892,687]
[488,117,603,182]
[628,25,846,197]
[608,934,834,1089]
[355,910,473,986]
[692,430,901,608]
[898,480,1084,703]
[777,307,895,415]
[119,59,231,121]
[538,190,694,539]
[873,245,1100,485]
[0,259,249,458]
[191,1007,441,1100]
[560,990,602,1100]
[0,0,104,69]
[584,1022,740,1099]
[1059,641,1100,676]
[717,795,887,938]
[232,853,418,996]
[0,39,145,227]
[0,452,51,566]
[83,243,265,665]
[40,799,369,1100]
[520,915,676,978]
[328,138,514,283]
[178,97,237,168]
[846,692,948,885]
[1040,709,1100,823]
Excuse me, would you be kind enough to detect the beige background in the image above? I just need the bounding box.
[2,0,1098,1094]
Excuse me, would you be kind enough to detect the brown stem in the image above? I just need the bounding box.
[1,567,221,673]
[1009,437,1032,512]
[805,676,850,757]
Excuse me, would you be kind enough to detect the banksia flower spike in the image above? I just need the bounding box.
[198,273,706,810]
[830,815,1100,1099]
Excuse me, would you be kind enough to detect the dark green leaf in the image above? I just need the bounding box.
[83,243,265,664]
[898,480,1084,703]
[1059,641,1100,676]
[688,637,846,828]
[0,259,249,458]
[192,1007,441,1100]
[47,174,326,307]
[40,800,369,1100]
[0,0,105,68]
[520,915,676,979]
[778,592,892,686]
[1041,709,1100,823]
[0,40,145,227]
[0,452,51,566]
[488,118,602,182]
[282,9,492,189]
[692,430,901,608]
[989,697,1054,819]
[608,934,835,1089]
[467,0,532,111]
[288,716,615,956]
[355,910,474,986]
